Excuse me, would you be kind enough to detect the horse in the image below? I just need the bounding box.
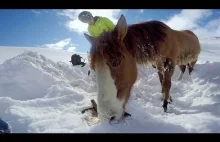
[84,14,201,123]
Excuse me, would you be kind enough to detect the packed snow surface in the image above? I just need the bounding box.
[0,38,220,133]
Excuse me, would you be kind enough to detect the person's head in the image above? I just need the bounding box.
[78,11,95,25]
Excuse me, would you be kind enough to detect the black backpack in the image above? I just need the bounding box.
[70,54,81,65]
[70,54,86,67]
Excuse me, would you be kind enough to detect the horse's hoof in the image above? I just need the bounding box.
[162,104,168,112]
[109,116,120,125]
[162,100,168,112]
[163,107,167,112]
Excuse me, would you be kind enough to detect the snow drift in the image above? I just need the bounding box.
[0,37,220,133]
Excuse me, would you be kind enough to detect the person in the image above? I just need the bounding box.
[78,11,115,37]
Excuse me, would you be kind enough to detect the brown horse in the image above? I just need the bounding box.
[84,14,201,123]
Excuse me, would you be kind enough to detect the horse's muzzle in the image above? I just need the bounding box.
[109,112,131,123]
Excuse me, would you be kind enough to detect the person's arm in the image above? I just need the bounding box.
[88,27,96,37]
[102,17,115,30]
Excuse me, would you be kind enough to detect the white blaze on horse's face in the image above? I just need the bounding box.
[95,63,125,122]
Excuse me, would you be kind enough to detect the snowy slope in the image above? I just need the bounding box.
[0,46,88,65]
[0,38,220,133]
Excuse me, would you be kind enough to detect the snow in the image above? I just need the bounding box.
[0,37,220,133]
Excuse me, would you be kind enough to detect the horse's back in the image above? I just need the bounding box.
[178,30,200,52]
[173,29,201,65]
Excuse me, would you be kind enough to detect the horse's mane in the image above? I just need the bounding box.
[124,21,168,58]
[89,20,169,70]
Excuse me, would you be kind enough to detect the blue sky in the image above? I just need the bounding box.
[0,9,219,53]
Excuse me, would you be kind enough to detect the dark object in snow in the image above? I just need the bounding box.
[70,54,86,67]
[88,69,91,76]
[81,99,97,117]
[0,118,12,134]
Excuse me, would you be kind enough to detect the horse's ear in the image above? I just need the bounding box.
[84,33,96,45]
[115,14,127,41]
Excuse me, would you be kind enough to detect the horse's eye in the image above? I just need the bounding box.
[112,59,121,68]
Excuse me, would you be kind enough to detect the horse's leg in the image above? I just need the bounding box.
[188,59,197,75]
[155,63,165,101]
[177,65,186,80]
[162,58,175,112]
[122,86,133,117]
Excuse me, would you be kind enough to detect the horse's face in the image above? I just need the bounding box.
[84,15,137,122]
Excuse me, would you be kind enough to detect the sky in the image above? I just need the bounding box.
[0,9,220,53]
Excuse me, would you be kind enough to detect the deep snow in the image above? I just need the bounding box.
[0,38,220,133]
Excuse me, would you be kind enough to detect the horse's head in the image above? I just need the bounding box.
[84,14,137,122]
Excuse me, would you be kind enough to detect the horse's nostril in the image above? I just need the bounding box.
[124,112,131,117]
[110,116,115,121]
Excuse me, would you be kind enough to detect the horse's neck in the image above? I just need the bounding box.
[125,36,158,63]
